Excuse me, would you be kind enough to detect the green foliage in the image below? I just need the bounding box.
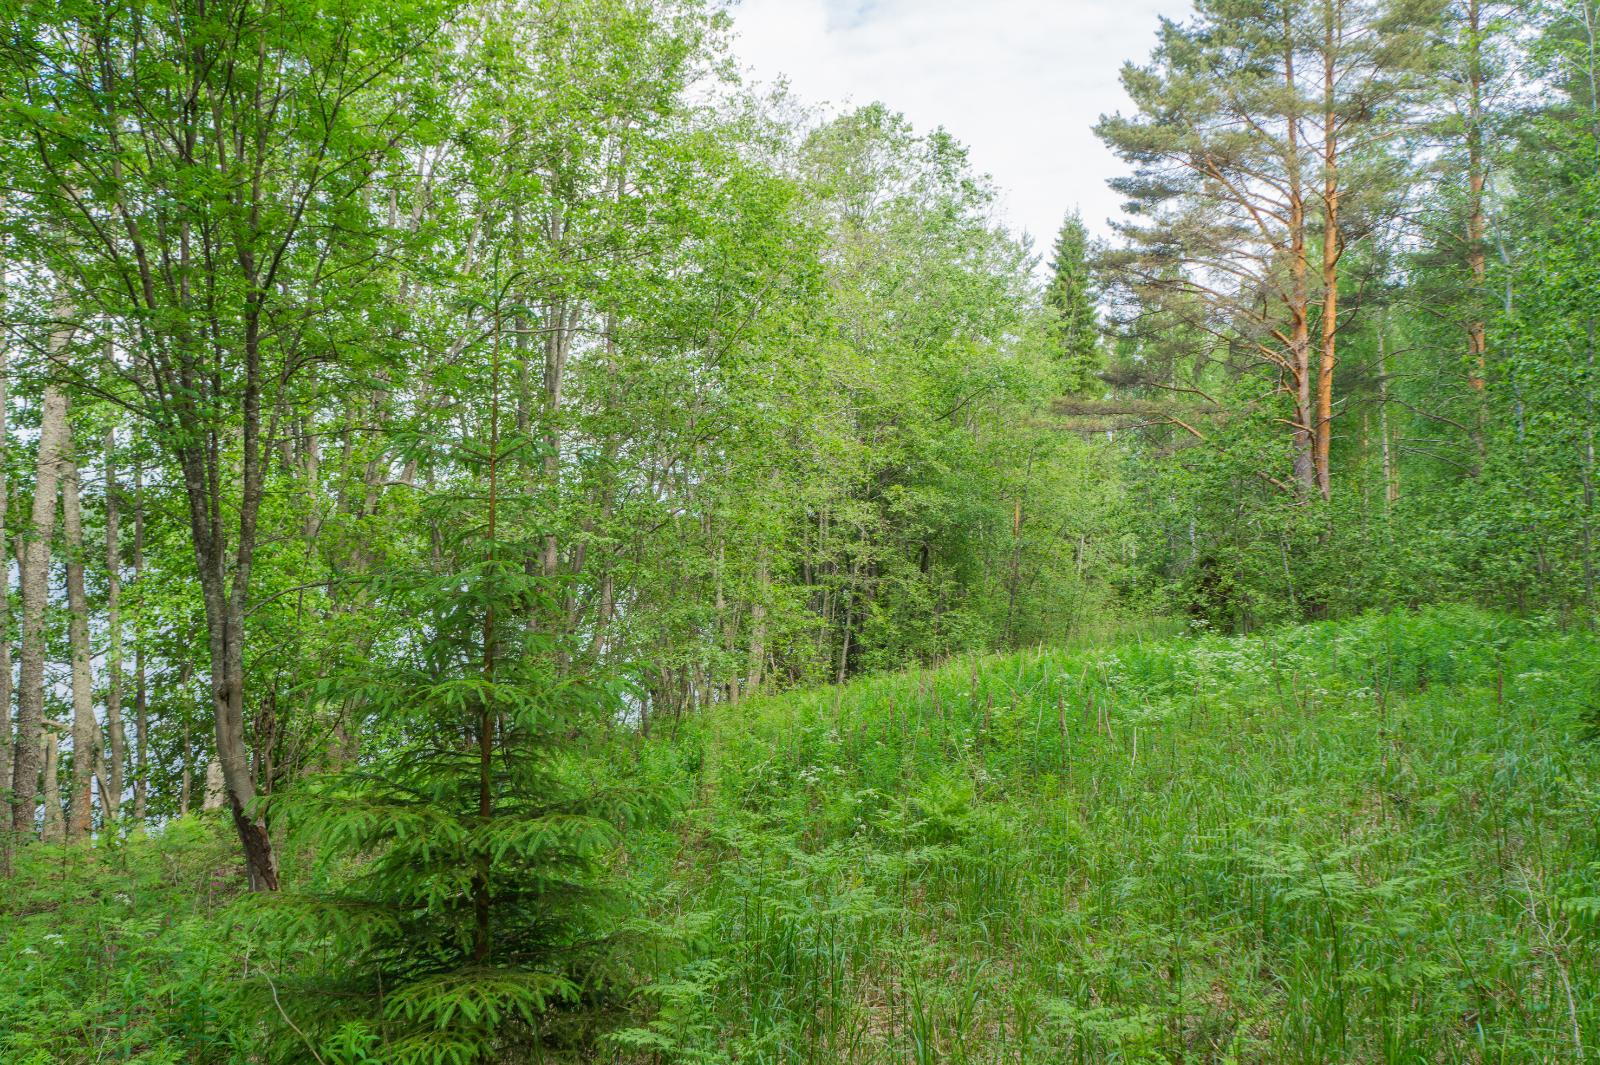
[7,1,1600,1064]
[624,608,1600,1063]
[1044,212,1104,395]
[6,609,1600,1064]
[1089,0,1600,631]
[238,558,662,1063]
[0,816,255,1064]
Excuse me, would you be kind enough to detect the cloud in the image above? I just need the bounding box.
[729,0,1191,260]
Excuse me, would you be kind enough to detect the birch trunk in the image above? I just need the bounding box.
[132,453,148,823]
[0,343,12,827]
[40,729,63,842]
[1377,323,1399,506]
[1464,0,1487,392]
[63,450,98,840]
[1464,0,1490,468]
[102,427,126,821]
[11,320,73,834]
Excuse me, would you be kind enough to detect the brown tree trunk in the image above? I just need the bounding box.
[217,606,277,890]
[11,327,72,834]
[1285,23,1316,494]
[63,448,98,840]
[181,447,277,886]
[1316,10,1341,502]
[172,308,279,889]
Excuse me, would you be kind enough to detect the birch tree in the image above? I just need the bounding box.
[0,0,452,886]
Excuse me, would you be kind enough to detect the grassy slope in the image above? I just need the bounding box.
[625,607,1600,1064]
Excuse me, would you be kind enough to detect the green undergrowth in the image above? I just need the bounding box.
[0,816,249,1064]
[4,607,1600,1063]
[620,606,1600,1064]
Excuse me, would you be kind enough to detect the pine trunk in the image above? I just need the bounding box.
[1285,24,1316,494]
[1316,10,1341,502]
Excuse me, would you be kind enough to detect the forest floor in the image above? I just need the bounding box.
[622,606,1600,1063]
[5,607,1600,1064]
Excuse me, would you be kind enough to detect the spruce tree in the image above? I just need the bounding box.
[1044,212,1103,395]
[244,290,661,1064]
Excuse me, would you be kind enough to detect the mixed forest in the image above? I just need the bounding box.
[1,0,1599,1061]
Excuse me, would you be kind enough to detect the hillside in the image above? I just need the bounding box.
[4,608,1599,1062]
[10,2,1600,1061]
[619,608,1600,1063]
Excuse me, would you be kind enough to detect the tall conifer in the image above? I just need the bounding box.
[1045,212,1103,395]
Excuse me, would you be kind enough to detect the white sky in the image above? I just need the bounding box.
[729,0,1194,259]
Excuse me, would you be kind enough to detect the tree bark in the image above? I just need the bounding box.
[1285,19,1316,494]
[63,447,98,840]
[1463,0,1489,469]
[102,426,126,821]
[132,453,148,823]
[169,305,279,888]
[1377,321,1399,506]
[474,305,504,967]
[40,729,63,843]
[1316,3,1342,502]
[745,546,769,694]
[0,342,13,837]
[1464,0,1487,396]
[541,299,576,583]
[1583,321,1597,618]
[11,321,73,834]
[178,655,194,817]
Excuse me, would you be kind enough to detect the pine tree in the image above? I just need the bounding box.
[1044,212,1103,395]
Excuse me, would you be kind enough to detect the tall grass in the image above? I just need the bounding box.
[620,607,1600,1064]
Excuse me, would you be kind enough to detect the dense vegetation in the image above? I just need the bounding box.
[2,0,1599,1061]
[6,608,1599,1062]
[637,607,1600,1063]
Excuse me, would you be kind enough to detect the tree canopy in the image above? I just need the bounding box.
[3,0,1600,1060]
